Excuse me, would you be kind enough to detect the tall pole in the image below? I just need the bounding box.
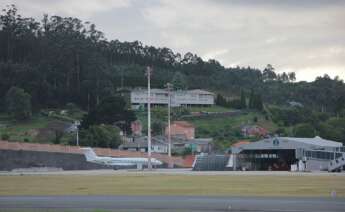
[146,66,152,170]
[75,121,80,146]
[166,83,173,168]
[76,129,79,146]
[166,83,172,157]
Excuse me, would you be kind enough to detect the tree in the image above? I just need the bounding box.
[262,64,277,81]
[319,118,345,143]
[215,94,228,107]
[248,90,254,109]
[172,72,187,90]
[1,5,345,118]
[152,120,165,136]
[248,90,263,111]
[80,124,121,148]
[293,123,316,138]
[81,96,136,134]
[288,72,296,82]
[277,72,289,82]
[240,90,247,109]
[5,86,32,120]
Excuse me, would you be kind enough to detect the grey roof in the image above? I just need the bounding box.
[131,88,214,95]
[121,136,213,148]
[279,136,342,148]
[232,136,342,154]
[120,136,167,148]
[188,89,214,95]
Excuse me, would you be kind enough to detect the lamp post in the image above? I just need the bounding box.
[166,83,173,167]
[75,121,80,146]
[146,66,152,170]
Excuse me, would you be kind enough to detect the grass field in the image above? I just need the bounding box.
[0,114,54,142]
[1,174,344,197]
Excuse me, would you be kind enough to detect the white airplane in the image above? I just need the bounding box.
[81,147,163,170]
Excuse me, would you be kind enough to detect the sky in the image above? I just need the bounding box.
[1,0,345,82]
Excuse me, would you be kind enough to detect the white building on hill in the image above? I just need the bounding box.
[130,88,214,108]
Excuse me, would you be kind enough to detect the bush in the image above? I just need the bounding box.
[293,123,316,138]
[80,124,121,148]
[182,147,192,156]
[1,133,10,140]
[5,86,32,120]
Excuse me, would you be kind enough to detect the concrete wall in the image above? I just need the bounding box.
[0,149,109,171]
[0,140,190,167]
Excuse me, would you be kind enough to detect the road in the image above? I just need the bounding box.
[0,196,344,212]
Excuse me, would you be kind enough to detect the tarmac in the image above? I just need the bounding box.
[0,195,344,211]
[1,168,345,176]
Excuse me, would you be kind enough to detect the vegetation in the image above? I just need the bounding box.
[0,114,54,142]
[81,96,136,134]
[0,174,344,197]
[0,5,344,148]
[1,5,344,115]
[80,124,121,148]
[5,86,32,120]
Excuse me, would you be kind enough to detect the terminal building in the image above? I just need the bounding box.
[130,88,214,108]
[193,136,345,172]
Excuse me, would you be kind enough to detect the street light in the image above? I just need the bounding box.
[146,66,152,170]
[75,120,81,146]
[166,83,173,168]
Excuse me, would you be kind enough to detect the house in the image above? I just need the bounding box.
[119,135,213,154]
[165,121,195,139]
[174,137,213,153]
[241,125,268,138]
[130,88,214,108]
[131,120,142,136]
[119,136,168,153]
[288,101,304,108]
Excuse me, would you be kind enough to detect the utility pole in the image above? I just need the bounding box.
[166,83,173,167]
[75,120,80,146]
[146,66,152,170]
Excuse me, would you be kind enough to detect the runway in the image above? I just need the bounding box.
[1,168,345,176]
[0,196,344,212]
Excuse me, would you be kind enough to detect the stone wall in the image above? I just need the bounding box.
[0,140,193,169]
[0,149,108,171]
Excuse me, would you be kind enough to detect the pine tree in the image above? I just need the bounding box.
[249,89,254,109]
[240,90,246,109]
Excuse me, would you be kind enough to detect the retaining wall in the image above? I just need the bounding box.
[0,149,108,171]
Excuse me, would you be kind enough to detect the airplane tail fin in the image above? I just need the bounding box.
[81,147,97,161]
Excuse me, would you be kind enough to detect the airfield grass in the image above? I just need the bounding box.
[0,174,344,197]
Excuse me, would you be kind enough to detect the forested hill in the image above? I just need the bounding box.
[1,5,345,114]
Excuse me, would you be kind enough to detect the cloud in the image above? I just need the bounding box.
[202,49,229,60]
[2,0,131,19]
[281,66,345,82]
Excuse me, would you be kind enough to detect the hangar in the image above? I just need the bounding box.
[193,136,345,172]
[230,136,344,171]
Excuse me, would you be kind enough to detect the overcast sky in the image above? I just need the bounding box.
[2,0,345,81]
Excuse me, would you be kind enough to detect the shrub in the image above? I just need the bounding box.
[1,133,10,140]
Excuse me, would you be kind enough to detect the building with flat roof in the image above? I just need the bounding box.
[130,88,214,108]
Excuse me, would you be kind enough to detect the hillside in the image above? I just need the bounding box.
[0,5,344,149]
[0,5,345,114]
[135,106,279,150]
